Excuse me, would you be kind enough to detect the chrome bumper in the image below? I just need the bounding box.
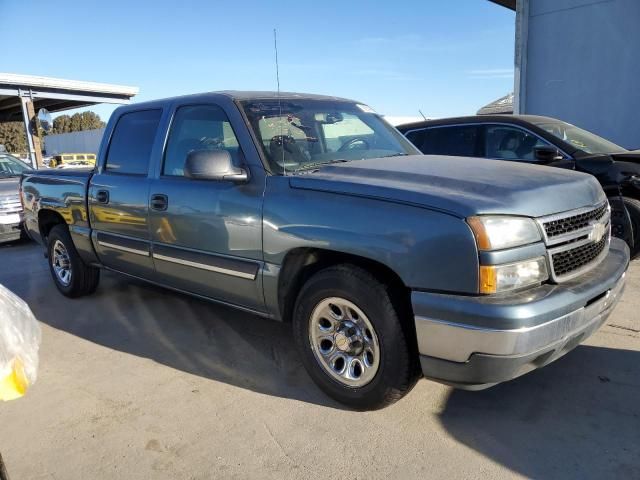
[412,237,630,388]
[416,271,625,363]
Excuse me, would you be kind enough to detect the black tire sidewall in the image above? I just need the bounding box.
[47,225,87,297]
[622,197,640,258]
[293,265,416,409]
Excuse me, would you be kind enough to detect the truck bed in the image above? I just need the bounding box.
[21,169,93,245]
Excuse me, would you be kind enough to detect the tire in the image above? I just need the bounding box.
[292,264,420,410]
[622,197,640,259]
[47,224,100,297]
[611,197,640,259]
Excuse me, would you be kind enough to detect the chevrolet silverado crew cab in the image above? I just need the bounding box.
[21,92,629,409]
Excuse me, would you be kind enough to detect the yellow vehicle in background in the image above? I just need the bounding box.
[50,153,96,168]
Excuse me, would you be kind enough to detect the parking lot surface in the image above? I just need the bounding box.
[0,240,638,479]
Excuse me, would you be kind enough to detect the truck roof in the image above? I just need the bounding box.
[396,114,560,131]
[117,91,358,111]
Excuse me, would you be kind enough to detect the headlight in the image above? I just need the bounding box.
[479,257,549,294]
[467,216,541,250]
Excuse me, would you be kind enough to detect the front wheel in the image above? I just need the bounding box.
[292,264,419,410]
[611,196,640,259]
[47,225,100,297]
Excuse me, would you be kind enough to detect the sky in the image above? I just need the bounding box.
[0,0,515,122]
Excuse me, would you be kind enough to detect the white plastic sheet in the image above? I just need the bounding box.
[0,284,41,401]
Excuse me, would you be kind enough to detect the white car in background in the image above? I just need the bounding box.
[0,152,33,243]
[55,161,94,169]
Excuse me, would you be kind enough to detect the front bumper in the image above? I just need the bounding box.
[412,237,630,389]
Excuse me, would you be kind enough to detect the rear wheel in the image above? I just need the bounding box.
[292,264,419,410]
[47,225,100,297]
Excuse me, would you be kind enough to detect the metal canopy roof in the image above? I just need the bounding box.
[488,0,515,10]
[0,73,138,122]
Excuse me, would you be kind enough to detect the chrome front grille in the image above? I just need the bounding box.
[537,202,611,282]
[0,194,22,214]
[551,235,608,277]
[543,202,608,239]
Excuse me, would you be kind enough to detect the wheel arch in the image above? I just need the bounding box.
[277,247,412,325]
[38,209,68,244]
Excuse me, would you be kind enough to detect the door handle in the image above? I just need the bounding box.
[150,194,168,211]
[96,190,109,204]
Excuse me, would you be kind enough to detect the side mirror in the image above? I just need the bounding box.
[184,150,249,182]
[38,108,53,133]
[534,146,563,163]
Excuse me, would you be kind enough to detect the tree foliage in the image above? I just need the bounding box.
[53,112,105,134]
[0,122,28,154]
[0,111,105,154]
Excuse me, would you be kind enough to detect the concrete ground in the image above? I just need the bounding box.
[0,240,638,480]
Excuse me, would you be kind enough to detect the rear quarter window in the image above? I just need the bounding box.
[106,109,162,175]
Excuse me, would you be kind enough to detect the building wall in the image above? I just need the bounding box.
[43,128,105,155]
[518,0,640,149]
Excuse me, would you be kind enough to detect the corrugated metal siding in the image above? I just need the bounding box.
[44,128,105,155]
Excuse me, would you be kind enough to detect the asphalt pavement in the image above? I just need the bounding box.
[0,240,638,479]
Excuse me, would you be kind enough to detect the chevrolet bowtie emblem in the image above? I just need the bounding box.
[589,221,607,243]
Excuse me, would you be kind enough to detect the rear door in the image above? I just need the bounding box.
[147,101,265,311]
[89,108,162,279]
[405,125,483,157]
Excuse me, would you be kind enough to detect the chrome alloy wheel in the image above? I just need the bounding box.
[309,297,380,387]
[52,240,72,286]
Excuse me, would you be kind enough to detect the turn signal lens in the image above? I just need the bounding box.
[479,265,497,294]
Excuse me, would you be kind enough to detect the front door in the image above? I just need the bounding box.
[89,108,162,279]
[148,103,264,311]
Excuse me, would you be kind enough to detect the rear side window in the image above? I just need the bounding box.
[409,126,481,157]
[106,109,162,174]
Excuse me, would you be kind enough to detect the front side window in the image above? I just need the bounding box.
[106,109,162,175]
[241,100,418,173]
[410,126,481,157]
[485,125,551,161]
[163,104,241,177]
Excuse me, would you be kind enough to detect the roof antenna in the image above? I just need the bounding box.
[419,109,427,121]
[273,28,286,175]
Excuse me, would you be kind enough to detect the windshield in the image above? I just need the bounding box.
[241,99,419,173]
[0,154,33,177]
[533,120,625,155]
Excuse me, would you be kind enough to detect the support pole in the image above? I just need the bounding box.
[19,97,43,169]
[514,0,529,114]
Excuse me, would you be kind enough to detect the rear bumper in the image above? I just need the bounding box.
[412,237,629,389]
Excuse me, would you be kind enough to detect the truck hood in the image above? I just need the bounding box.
[0,177,20,197]
[289,155,606,218]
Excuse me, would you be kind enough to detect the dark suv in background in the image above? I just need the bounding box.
[397,115,640,257]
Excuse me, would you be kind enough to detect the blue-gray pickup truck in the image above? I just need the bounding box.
[20,91,629,409]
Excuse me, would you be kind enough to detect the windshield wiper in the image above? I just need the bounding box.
[295,159,351,172]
